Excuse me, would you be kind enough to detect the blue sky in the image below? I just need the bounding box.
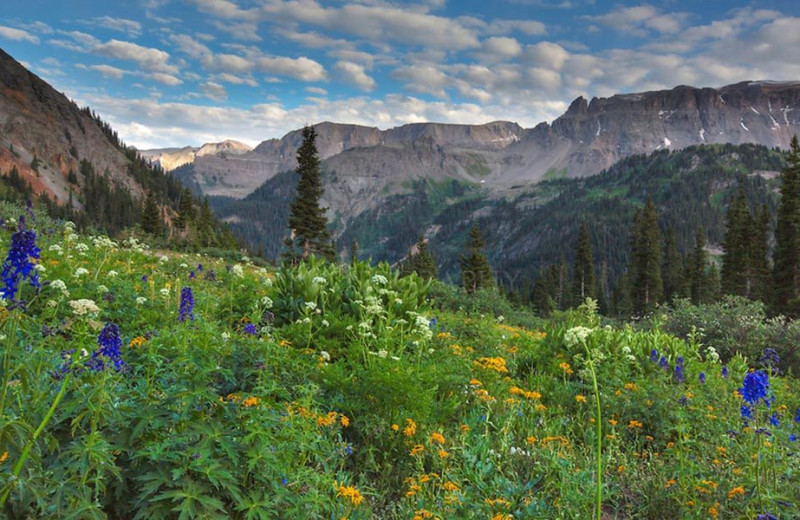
[1,0,799,148]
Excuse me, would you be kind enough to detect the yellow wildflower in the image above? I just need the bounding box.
[129,336,147,347]
[575,395,587,403]
[627,420,643,429]
[728,486,745,499]
[430,432,445,445]
[391,423,399,432]
[403,418,417,437]
[559,362,573,375]
[341,415,350,427]
[410,444,424,456]
[473,357,508,373]
[0,452,7,463]
[242,396,260,407]
[443,481,460,492]
[336,485,364,506]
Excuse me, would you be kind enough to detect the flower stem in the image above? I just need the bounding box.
[582,342,603,520]
[0,372,71,508]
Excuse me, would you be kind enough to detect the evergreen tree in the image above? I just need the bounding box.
[611,271,633,318]
[750,204,771,303]
[597,259,610,315]
[557,255,569,310]
[349,239,359,265]
[630,199,663,314]
[196,197,216,247]
[690,226,710,304]
[140,191,162,236]
[721,186,752,297]
[176,187,195,230]
[571,221,596,306]
[532,265,558,317]
[662,227,683,302]
[460,224,493,294]
[401,236,437,280]
[285,125,334,263]
[773,135,800,316]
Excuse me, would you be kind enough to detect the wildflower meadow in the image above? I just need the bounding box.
[0,202,799,519]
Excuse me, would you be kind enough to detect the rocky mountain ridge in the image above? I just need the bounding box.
[139,140,252,172]
[172,81,800,206]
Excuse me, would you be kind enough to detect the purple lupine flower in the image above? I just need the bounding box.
[197,263,203,272]
[673,362,685,383]
[740,370,770,406]
[88,322,125,372]
[649,349,658,362]
[769,412,780,427]
[141,275,148,283]
[178,287,195,322]
[189,271,196,279]
[659,356,669,370]
[1,216,42,305]
[244,323,257,335]
[794,406,800,423]
[722,366,729,379]
[741,405,753,420]
[699,372,706,384]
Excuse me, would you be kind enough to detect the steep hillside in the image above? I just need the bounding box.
[0,48,236,245]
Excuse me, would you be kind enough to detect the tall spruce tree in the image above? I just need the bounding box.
[750,205,771,303]
[140,191,162,236]
[690,226,710,304]
[662,227,684,302]
[460,224,493,294]
[571,221,596,305]
[721,186,752,297]
[285,125,335,263]
[176,187,195,230]
[630,199,663,314]
[349,239,359,265]
[773,135,800,316]
[401,236,437,280]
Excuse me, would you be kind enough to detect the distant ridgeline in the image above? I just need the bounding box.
[208,143,785,297]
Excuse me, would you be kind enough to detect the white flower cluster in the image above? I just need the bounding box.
[304,301,318,312]
[92,236,118,249]
[48,244,63,255]
[411,313,433,341]
[260,296,273,308]
[74,267,89,278]
[232,264,244,278]
[136,296,148,305]
[241,255,250,263]
[564,326,594,348]
[123,236,149,253]
[312,276,327,285]
[370,274,388,286]
[706,346,720,363]
[621,345,636,362]
[50,279,69,297]
[75,243,89,255]
[108,270,118,278]
[159,255,169,263]
[160,288,170,298]
[363,296,383,316]
[69,299,100,316]
[34,264,46,273]
[319,350,331,362]
[262,277,273,287]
